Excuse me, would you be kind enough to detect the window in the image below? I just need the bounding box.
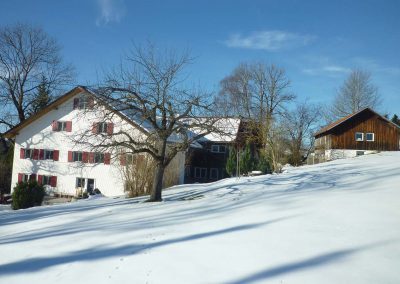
[24,149,33,159]
[57,121,67,131]
[366,133,374,142]
[94,152,104,163]
[210,168,218,179]
[194,167,207,178]
[185,166,191,177]
[22,174,30,182]
[355,132,364,141]
[73,151,83,162]
[78,96,89,109]
[98,122,108,133]
[76,178,85,188]
[42,175,51,186]
[44,150,54,160]
[126,154,134,165]
[211,145,226,153]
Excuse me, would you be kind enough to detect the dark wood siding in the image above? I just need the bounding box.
[317,110,399,151]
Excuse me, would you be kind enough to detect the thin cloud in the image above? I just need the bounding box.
[303,65,351,76]
[224,30,316,51]
[96,0,126,26]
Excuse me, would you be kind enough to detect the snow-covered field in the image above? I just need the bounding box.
[1,152,400,283]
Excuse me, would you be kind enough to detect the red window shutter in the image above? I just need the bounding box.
[39,149,45,160]
[50,176,57,187]
[66,121,72,132]
[37,175,43,185]
[107,122,114,135]
[53,150,59,161]
[89,152,94,163]
[52,120,58,131]
[83,152,89,163]
[104,153,111,165]
[88,97,94,109]
[120,154,126,166]
[137,155,144,163]
[73,98,79,109]
[30,174,37,181]
[33,149,39,160]
[68,151,73,162]
[20,148,25,159]
[92,123,98,134]
[18,173,23,183]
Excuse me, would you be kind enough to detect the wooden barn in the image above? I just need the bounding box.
[313,108,400,162]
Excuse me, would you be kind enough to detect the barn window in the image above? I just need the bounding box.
[210,168,218,179]
[355,132,364,141]
[194,167,207,178]
[366,133,375,142]
[211,145,226,153]
[185,166,191,177]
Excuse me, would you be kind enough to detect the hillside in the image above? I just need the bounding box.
[1,152,399,283]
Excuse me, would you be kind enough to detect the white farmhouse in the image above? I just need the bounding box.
[4,86,187,197]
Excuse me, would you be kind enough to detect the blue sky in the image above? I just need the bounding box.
[1,0,399,115]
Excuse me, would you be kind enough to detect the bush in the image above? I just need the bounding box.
[12,181,45,210]
[240,143,253,175]
[226,147,237,177]
[256,153,271,174]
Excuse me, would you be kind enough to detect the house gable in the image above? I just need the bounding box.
[315,108,399,151]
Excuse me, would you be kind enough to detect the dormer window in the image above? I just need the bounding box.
[355,132,364,141]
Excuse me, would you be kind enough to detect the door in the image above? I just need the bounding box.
[87,179,95,193]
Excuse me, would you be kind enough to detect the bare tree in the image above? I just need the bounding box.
[329,69,381,119]
[0,23,74,131]
[216,62,294,123]
[217,63,253,118]
[74,43,225,201]
[216,62,295,172]
[282,102,321,166]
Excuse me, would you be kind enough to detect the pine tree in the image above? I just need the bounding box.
[391,114,400,126]
[256,151,271,174]
[225,147,237,177]
[240,143,253,175]
[29,76,52,116]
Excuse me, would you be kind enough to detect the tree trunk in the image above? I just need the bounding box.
[149,161,165,202]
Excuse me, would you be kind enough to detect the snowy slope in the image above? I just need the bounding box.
[0,152,399,284]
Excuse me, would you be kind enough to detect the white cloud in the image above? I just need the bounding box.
[96,0,126,26]
[224,30,316,51]
[303,65,351,76]
[352,57,400,76]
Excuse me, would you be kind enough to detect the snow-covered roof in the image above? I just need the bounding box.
[197,118,241,142]
[85,87,241,143]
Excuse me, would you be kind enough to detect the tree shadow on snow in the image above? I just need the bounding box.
[0,218,287,274]
[226,240,394,284]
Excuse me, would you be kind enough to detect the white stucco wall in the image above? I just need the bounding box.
[10,91,179,197]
